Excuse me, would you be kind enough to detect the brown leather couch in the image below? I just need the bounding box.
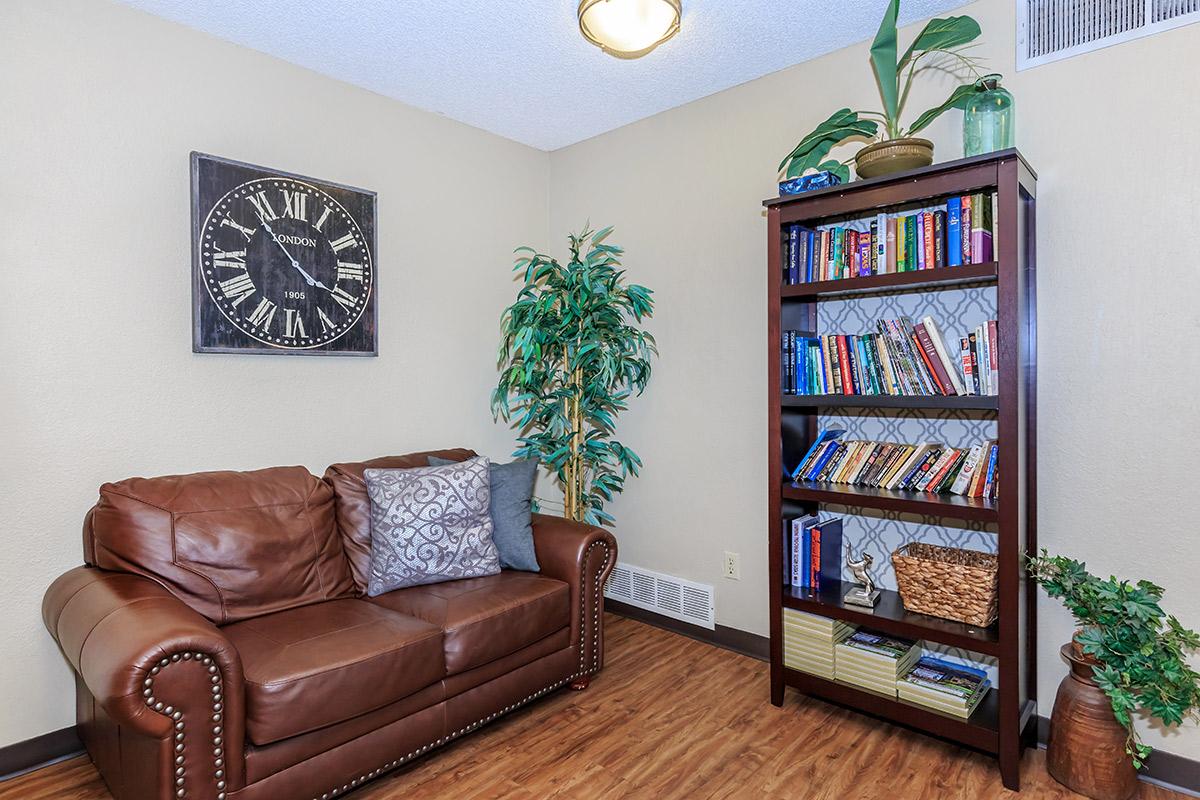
[42,449,616,800]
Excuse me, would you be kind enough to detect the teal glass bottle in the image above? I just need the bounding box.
[963,74,1014,156]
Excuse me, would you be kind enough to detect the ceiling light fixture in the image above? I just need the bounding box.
[578,0,682,60]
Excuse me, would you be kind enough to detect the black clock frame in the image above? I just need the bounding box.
[191,152,378,356]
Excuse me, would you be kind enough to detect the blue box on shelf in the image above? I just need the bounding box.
[779,170,842,196]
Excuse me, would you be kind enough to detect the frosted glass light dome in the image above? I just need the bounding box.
[578,0,682,59]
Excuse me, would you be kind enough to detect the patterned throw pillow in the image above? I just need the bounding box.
[364,457,500,596]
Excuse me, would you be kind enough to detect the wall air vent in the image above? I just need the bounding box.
[604,562,715,629]
[1017,0,1200,69]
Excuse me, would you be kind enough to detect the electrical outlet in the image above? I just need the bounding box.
[723,551,740,580]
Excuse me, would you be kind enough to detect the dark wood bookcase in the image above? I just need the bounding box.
[763,150,1037,790]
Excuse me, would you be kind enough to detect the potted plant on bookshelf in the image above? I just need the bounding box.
[779,0,988,183]
[1028,551,1200,800]
[492,225,657,526]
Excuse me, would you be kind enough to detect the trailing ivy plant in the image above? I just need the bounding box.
[779,0,986,181]
[492,226,656,526]
[1028,550,1200,767]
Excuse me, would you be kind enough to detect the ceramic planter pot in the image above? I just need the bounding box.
[1046,641,1138,800]
[854,137,934,179]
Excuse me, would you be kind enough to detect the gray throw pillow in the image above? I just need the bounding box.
[364,457,500,596]
[428,456,540,572]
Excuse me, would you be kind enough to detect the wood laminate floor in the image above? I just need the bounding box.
[1,615,1184,799]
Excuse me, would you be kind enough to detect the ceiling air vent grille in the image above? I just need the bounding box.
[1018,0,1200,69]
[604,562,715,629]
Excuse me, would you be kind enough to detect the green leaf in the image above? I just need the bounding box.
[898,16,982,71]
[906,83,977,136]
[781,118,877,178]
[869,0,900,125]
[777,108,860,170]
[816,159,852,184]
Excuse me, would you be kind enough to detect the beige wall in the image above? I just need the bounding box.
[548,0,1200,759]
[0,0,549,747]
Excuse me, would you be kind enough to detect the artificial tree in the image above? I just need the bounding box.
[492,226,657,526]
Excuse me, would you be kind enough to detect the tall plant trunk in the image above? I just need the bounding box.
[570,367,584,521]
[560,358,586,522]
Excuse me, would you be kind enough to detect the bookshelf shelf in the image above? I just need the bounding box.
[782,668,1003,754]
[782,480,998,522]
[781,261,997,301]
[765,150,1037,791]
[782,581,1001,656]
[782,394,998,411]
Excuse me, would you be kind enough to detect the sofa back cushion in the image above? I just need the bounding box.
[87,466,356,624]
[323,449,476,592]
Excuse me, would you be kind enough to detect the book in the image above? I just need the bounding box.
[960,195,972,264]
[986,319,999,392]
[950,444,985,495]
[915,213,926,270]
[946,197,963,266]
[959,337,974,395]
[922,212,935,270]
[839,630,920,661]
[967,331,981,395]
[886,217,898,273]
[932,210,946,268]
[971,192,994,263]
[920,316,967,395]
[792,428,845,479]
[901,657,988,698]
[808,518,842,590]
[904,216,917,271]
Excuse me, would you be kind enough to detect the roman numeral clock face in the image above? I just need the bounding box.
[192,154,376,355]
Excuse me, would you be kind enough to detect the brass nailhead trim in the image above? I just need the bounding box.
[143,652,226,800]
[309,538,614,800]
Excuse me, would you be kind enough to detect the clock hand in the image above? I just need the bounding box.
[262,222,319,287]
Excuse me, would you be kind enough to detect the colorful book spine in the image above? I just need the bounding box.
[960,196,973,264]
[915,213,926,270]
[932,211,945,268]
[946,197,962,266]
[904,216,917,271]
[886,217,898,273]
[923,212,935,270]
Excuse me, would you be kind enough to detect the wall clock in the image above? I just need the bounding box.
[191,153,377,355]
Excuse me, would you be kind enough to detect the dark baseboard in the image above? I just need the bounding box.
[607,600,1198,797]
[0,726,83,782]
[605,599,769,661]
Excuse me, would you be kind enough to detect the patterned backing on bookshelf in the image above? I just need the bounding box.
[818,286,999,683]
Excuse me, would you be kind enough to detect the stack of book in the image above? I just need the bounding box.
[898,656,991,718]
[834,631,922,697]
[780,316,998,397]
[782,515,843,589]
[791,429,1000,499]
[783,609,855,680]
[781,193,996,285]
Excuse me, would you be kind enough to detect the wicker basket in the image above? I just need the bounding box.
[891,542,999,627]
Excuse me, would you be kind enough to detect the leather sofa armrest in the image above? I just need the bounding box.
[530,514,617,677]
[44,566,246,793]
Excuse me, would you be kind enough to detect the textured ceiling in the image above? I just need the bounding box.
[115,0,971,151]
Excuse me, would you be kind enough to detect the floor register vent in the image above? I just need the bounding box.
[604,562,715,630]
[1018,0,1200,68]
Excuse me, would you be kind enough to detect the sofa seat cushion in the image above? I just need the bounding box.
[223,599,444,745]
[368,571,569,675]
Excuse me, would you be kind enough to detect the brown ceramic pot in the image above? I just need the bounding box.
[1046,641,1138,800]
[854,137,934,179]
